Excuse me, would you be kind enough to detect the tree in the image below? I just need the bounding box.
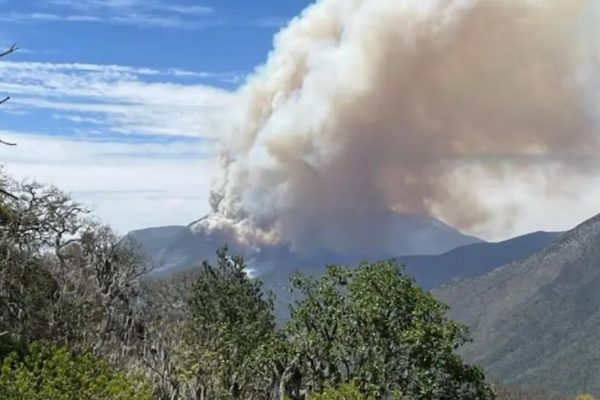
[493,385,570,400]
[0,177,151,364]
[311,383,373,400]
[0,170,497,399]
[54,222,151,359]
[0,43,18,147]
[0,44,19,200]
[135,270,196,399]
[180,247,276,399]
[285,260,495,400]
[0,171,16,200]
[576,395,596,400]
[0,342,151,400]
[0,180,66,345]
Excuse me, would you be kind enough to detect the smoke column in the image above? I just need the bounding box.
[200,0,599,254]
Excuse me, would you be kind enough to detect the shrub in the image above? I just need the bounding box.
[576,395,596,400]
[0,342,151,400]
[311,383,373,400]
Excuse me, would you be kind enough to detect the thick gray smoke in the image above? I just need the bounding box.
[200,0,600,253]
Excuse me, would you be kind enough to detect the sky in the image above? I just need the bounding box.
[1,0,599,241]
[0,0,312,234]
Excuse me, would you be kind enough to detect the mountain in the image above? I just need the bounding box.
[434,213,600,396]
[129,214,563,328]
[379,213,483,256]
[257,230,560,322]
[127,225,187,262]
[184,213,483,259]
[126,222,236,275]
[400,231,561,289]
[127,213,482,276]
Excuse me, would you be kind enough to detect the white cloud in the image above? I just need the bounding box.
[1,0,288,30]
[47,0,214,15]
[245,16,290,29]
[0,59,235,232]
[0,12,102,22]
[0,60,234,138]
[160,4,213,16]
[28,0,216,28]
[0,131,217,233]
[52,113,105,125]
[0,11,204,28]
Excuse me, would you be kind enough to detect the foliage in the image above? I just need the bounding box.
[576,395,596,400]
[0,169,500,400]
[180,247,276,399]
[493,385,568,400]
[0,342,151,400]
[311,383,373,400]
[0,177,151,362]
[286,261,495,400]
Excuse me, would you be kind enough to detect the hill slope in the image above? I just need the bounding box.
[434,214,600,396]
[257,230,559,322]
[126,225,187,262]
[401,231,561,289]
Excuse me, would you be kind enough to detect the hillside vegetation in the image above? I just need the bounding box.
[0,172,494,399]
[435,213,600,396]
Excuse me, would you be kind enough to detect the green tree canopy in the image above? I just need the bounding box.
[311,383,373,400]
[285,260,495,400]
[0,342,151,400]
[0,168,497,400]
[181,247,276,399]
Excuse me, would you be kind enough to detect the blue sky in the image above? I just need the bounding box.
[0,0,313,233]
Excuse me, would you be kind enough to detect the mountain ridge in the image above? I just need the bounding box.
[434,213,600,395]
[401,230,561,289]
[127,213,483,276]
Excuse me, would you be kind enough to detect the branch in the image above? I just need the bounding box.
[0,97,16,145]
[0,43,18,59]
[0,44,17,146]
[0,138,16,146]
[0,188,18,200]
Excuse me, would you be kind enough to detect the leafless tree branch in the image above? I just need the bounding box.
[0,138,16,146]
[0,44,17,146]
[0,43,17,59]
[0,188,17,199]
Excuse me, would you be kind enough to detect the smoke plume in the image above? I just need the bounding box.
[200,0,600,253]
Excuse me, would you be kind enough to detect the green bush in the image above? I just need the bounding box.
[0,342,151,400]
[286,261,495,399]
[311,383,373,400]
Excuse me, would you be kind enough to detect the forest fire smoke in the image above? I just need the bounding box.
[200,0,599,253]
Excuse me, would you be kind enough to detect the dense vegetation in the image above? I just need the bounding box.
[0,171,583,399]
[0,343,151,400]
[0,172,496,399]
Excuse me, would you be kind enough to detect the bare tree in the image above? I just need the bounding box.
[0,43,17,58]
[0,187,17,200]
[0,44,19,201]
[0,177,153,364]
[0,43,17,147]
[0,170,17,200]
